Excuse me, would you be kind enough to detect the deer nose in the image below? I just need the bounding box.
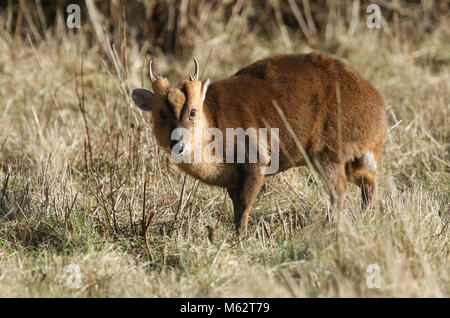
[179,142,185,153]
[170,140,185,154]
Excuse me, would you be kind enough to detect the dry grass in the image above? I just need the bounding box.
[0,2,448,297]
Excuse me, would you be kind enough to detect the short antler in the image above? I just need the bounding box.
[190,57,199,81]
[149,60,157,81]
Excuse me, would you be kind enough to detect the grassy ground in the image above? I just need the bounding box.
[0,10,449,297]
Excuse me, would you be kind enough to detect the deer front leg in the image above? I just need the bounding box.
[227,165,265,238]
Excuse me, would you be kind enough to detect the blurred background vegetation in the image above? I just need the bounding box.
[0,1,448,297]
[2,0,448,54]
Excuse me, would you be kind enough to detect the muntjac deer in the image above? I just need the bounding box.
[132,53,387,237]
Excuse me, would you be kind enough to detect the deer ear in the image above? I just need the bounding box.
[201,79,210,102]
[132,89,154,111]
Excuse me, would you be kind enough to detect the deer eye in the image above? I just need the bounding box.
[189,109,197,119]
[159,110,167,121]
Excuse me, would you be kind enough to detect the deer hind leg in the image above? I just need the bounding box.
[312,155,348,218]
[349,167,377,210]
[347,155,377,210]
[227,165,265,238]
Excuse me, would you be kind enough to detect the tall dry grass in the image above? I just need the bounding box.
[0,1,448,297]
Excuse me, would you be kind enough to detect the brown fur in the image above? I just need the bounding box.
[132,53,387,237]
